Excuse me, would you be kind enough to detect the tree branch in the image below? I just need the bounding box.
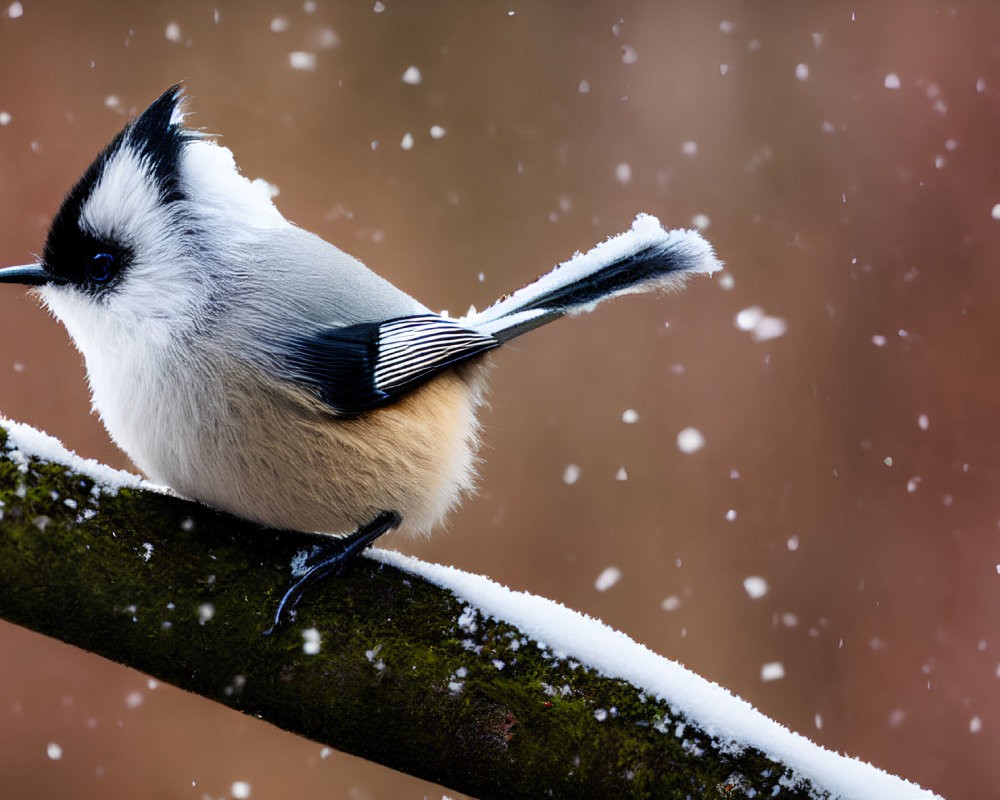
[0,419,938,800]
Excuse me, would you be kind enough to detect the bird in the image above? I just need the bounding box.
[0,85,721,624]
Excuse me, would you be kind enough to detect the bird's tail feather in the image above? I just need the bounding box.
[460,214,722,343]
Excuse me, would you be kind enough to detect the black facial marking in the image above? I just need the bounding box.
[41,84,194,294]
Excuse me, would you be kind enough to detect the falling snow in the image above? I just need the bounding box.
[735,306,787,342]
[311,28,339,49]
[743,576,769,599]
[677,427,705,454]
[595,566,622,592]
[289,51,317,71]
[231,781,252,799]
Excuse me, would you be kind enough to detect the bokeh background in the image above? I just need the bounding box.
[0,1,997,798]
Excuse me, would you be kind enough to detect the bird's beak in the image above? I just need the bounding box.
[0,263,48,286]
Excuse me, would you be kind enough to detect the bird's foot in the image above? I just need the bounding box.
[264,510,401,634]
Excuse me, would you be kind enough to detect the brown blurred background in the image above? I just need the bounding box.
[0,1,997,798]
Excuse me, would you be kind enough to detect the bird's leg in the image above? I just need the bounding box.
[265,510,401,634]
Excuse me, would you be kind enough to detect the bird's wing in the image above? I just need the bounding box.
[285,314,499,415]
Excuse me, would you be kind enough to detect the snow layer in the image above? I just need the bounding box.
[0,417,154,494]
[370,549,941,800]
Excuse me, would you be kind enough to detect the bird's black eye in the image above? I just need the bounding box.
[87,252,116,283]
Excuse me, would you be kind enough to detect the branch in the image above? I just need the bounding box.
[0,418,939,800]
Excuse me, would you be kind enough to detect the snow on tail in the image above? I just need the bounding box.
[461,214,722,343]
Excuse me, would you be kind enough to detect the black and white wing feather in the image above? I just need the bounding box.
[374,316,496,392]
[288,315,498,416]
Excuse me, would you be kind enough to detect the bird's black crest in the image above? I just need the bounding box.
[42,84,194,292]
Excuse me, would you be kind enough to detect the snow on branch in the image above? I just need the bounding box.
[0,418,939,800]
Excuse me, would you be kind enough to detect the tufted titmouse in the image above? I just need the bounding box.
[0,86,721,623]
